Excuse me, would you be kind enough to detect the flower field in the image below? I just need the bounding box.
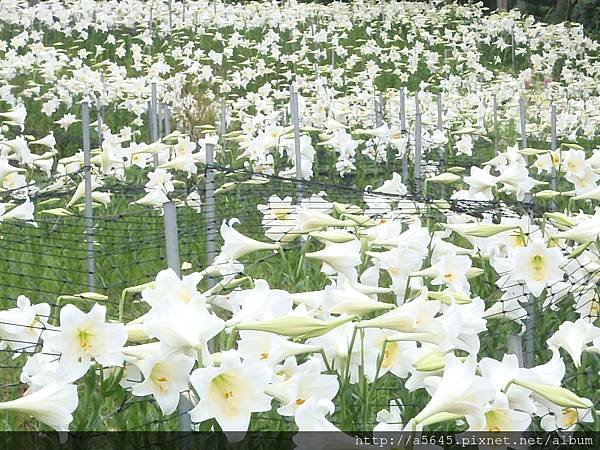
[0,0,599,443]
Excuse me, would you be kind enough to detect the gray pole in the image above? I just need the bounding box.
[507,334,523,367]
[521,96,533,365]
[519,96,527,149]
[492,94,498,156]
[163,202,181,278]
[523,294,535,368]
[399,88,408,182]
[168,0,173,30]
[150,83,159,166]
[219,99,227,145]
[82,101,96,291]
[436,93,443,132]
[96,97,103,147]
[162,202,192,431]
[164,105,172,135]
[550,104,558,189]
[289,84,303,204]
[205,142,217,288]
[148,6,153,56]
[414,92,422,195]
[157,102,164,138]
[550,104,558,211]
[375,93,383,127]
[510,25,515,69]
[436,92,444,171]
[523,190,535,368]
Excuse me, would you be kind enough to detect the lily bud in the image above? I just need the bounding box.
[535,190,561,199]
[340,213,376,227]
[426,173,461,184]
[413,351,447,372]
[125,322,149,343]
[428,289,472,304]
[513,379,592,409]
[467,267,484,279]
[233,315,355,340]
[572,185,600,201]
[333,202,362,215]
[309,230,356,243]
[39,208,74,217]
[215,182,237,194]
[418,412,464,427]
[444,223,518,238]
[328,288,394,316]
[545,212,576,228]
[297,210,354,231]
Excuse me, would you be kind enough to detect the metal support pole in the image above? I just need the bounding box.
[96,98,103,147]
[436,93,443,132]
[375,93,383,127]
[219,99,227,146]
[82,101,96,292]
[148,6,153,56]
[289,84,303,204]
[523,192,535,368]
[437,92,444,171]
[492,94,498,156]
[150,83,159,166]
[550,104,558,202]
[164,105,172,135]
[524,294,535,368]
[162,202,192,431]
[507,334,523,367]
[205,142,217,288]
[519,96,527,149]
[168,0,173,31]
[399,88,408,182]
[163,202,181,278]
[414,92,422,195]
[510,25,515,69]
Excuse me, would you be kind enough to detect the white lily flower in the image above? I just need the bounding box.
[131,349,195,415]
[0,382,78,431]
[512,240,566,297]
[413,354,495,426]
[189,350,272,441]
[43,303,127,373]
[215,218,280,263]
[548,319,600,368]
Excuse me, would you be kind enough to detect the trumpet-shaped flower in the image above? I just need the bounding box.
[430,253,472,294]
[141,268,205,308]
[131,349,195,415]
[413,354,495,426]
[226,279,293,326]
[43,303,127,373]
[547,319,600,368]
[189,350,272,440]
[266,357,338,417]
[215,218,280,263]
[305,239,362,281]
[467,393,531,431]
[144,296,224,354]
[236,331,320,366]
[463,166,497,200]
[512,240,565,297]
[0,295,51,356]
[0,382,78,431]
